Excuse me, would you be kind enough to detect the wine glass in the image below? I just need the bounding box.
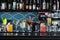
[20,20,26,36]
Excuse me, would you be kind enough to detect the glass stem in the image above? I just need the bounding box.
[16,25,17,31]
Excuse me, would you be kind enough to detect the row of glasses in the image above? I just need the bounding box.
[13,20,26,36]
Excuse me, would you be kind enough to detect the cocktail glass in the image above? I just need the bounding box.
[13,20,19,36]
[20,20,26,36]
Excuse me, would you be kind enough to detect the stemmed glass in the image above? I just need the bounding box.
[13,20,19,35]
[26,16,35,36]
[20,20,26,36]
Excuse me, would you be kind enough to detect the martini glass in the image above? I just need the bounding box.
[27,15,35,36]
[27,20,33,36]
[13,20,19,36]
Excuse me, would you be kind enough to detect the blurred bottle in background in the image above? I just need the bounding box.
[33,4,36,10]
[57,0,59,10]
[16,0,19,10]
[53,0,57,10]
[8,0,12,10]
[26,5,29,10]
[46,1,50,10]
[12,0,17,10]
[1,0,7,10]
[37,0,40,4]
[19,0,24,10]
[42,0,46,10]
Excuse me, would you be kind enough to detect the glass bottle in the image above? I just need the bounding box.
[8,0,12,10]
[57,0,59,10]
[26,0,28,4]
[33,0,36,4]
[37,0,40,4]
[53,0,56,10]
[26,0,28,9]
[29,0,32,10]
[42,0,46,10]
[46,2,49,10]
[12,0,16,10]
[33,4,36,10]
[19,0,24,10]
[26,5,29,9]
[16,0,19,10]
[1,0,6,10]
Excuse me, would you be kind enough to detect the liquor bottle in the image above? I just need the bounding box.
[1,0,6,10]
[53,0,56,10]
[12,0,16,10]
[42,0,46,10]
[37,0,40,4]
[8,0,12,10]
[16,0,19,10]
[37,5,40,10]
[46,2,49,10]
[29,5,32,10]
[26,0,28,4]
[33,4,36,10]
[19,0,24,10]
[29,0,32,10]
[25,0,29,9]
[26,5,29,10]
[33,0,36,4]
[57,0,59,10]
